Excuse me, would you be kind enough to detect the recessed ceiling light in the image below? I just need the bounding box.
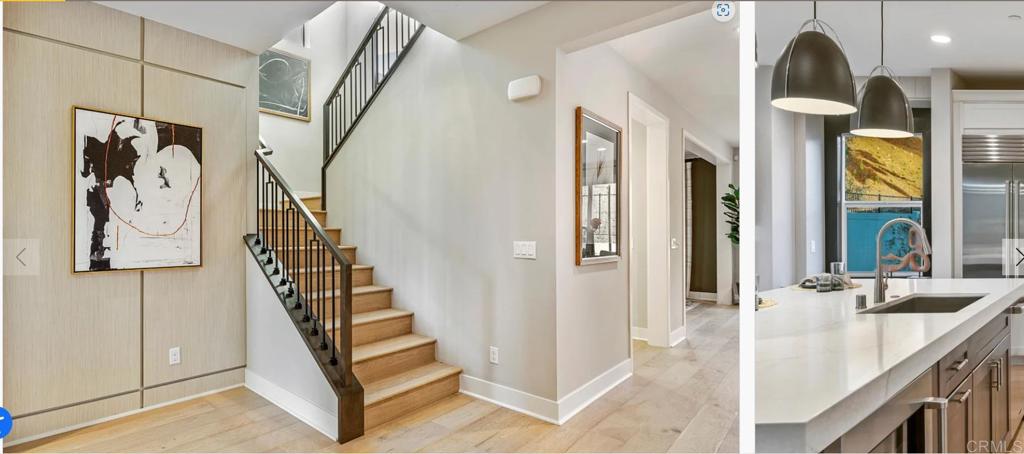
[931,34,952,44]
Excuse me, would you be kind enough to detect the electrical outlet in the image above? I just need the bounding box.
[513,241,536,259]
[169,346,181,365]
[489,346,499,365]
[810,240,817,254]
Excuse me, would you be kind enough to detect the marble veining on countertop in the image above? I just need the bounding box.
[756,278,1024,452]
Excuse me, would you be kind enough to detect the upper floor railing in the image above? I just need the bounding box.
[321,6,424,206]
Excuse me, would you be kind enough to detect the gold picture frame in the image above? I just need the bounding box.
[258,47,312,122]
[72,106,204,273]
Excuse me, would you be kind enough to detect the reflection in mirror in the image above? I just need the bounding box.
[575,107,621,266]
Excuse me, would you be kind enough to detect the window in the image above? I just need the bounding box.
[840,134,925,275]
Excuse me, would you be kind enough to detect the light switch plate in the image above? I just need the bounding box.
[489,346,499,364]
[169,346,181,365]
[513,241,536,259]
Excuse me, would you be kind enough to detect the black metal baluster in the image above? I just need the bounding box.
[255,161,261,247]
[330,254,337,363]
[304,235,311,321]
[295,209,304,310]
[311,238,320,333]
[320,242,328,351]
[271,184,281,276]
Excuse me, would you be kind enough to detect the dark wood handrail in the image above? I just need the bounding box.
[256,148,353,269]
[251,144,362,442]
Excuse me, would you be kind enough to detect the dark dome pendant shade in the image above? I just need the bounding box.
[850,69,914,138]
[771,19,857,115]
[850,1,914,138]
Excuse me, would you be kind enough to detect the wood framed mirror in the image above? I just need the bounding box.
[575,107,622,266]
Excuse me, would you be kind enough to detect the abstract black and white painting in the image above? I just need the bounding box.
[73,107,202,272]
[258,48,310,121]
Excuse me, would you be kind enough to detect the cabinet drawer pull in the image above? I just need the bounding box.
[953,389,971,403]
[917,397,949,453]
[992,361,1000,389]
[950,358,969,372]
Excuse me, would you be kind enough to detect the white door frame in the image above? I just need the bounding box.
[683,130,734,307]
[628,93,672,348]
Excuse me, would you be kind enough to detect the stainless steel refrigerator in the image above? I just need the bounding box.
[962,133,1024,439]
[961,135,1024,278]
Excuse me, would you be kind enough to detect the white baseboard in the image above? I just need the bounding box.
[459,375,559,423]
[555,358,632,423]
[670,325,687,347]
[460,358,633,426]
[245,369,337,440]
[688,291,717,302]
[630,326,648,341]
[5,383,243,448]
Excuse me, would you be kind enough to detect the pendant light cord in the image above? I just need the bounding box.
[880,0,885,66]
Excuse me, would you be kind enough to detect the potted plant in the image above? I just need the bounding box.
[722,184,739,304]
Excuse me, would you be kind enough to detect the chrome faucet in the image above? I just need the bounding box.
[875,218,932,303]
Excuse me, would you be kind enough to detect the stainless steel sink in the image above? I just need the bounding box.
[860,294,987,314]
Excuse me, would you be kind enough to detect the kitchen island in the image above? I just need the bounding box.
[756,278,1024,452]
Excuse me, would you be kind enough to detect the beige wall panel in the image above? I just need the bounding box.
[3,31,143,416]
[8,392,140,444]
[141,65,248,387]
[3,2,140,59]
[143,20,254,87]
[142,368,243,407]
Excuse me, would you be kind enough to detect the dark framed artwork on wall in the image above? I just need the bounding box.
[575,106,622,266]
[72,107,203,273]
[258,48,311,121]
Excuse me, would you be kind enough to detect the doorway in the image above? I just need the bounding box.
[628,93,673,348]
[686,155,718,310]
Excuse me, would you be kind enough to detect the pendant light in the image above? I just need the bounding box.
[850,1,914,138]
[771,2,857,115]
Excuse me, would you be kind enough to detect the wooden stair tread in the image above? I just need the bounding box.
[294,264,372,273]
[353,333,435,364]
[325,308,411,331]
[306,285,390,301]
[280,244,356,251]
[354,285,391,295]
[259,208,327,214]
[363,362,461,407]
[353,308,411,326]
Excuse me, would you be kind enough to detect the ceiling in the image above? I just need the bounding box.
[384,1,548,40]
[607,9,739,147]
[96,1,332,54]
[757,1,1024,77]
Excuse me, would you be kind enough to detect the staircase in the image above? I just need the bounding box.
[283,195,462,430]
[245,6,447,444]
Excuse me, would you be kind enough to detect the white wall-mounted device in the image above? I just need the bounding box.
[507,75,541,102]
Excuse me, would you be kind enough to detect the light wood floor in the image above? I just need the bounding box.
[11,304,738,453]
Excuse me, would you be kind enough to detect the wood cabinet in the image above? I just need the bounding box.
[944,333,1011,453]
[833,313,1013,453]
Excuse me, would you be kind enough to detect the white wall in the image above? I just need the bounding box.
[324,1,703,406]
[259,2,385,194]
[555,43,733,396]
[755,65,826,289]
[245,252,338,439]
[931,69,962,278]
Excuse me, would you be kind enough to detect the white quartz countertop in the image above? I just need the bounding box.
[756,278,1024,453]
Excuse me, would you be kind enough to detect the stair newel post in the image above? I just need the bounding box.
[339,259,352,380]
